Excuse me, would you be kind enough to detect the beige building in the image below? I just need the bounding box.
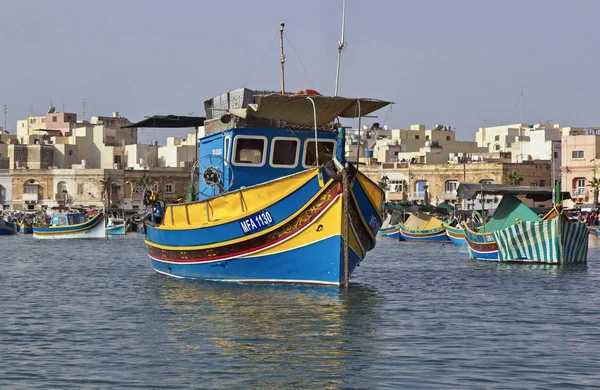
[361,160,552,208]
[560,131,600,207]
[369,124,485,164]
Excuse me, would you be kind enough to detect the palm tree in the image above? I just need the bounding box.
[136,174,150,191]
[99,176,117,210]
[507,171,523,186]
[587,177,600,207]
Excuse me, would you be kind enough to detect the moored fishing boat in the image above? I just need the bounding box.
[106,218,126,236]
[33,211,106,240]
[443,222,466,246]
[138,89,390,286]
[19,220,33,234]
[0,216,19,235]
[460,183,588,264]
[398,211,448,242]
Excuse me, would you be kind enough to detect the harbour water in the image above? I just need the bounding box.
[2,235,600,388]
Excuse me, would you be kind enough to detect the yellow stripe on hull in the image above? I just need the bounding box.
[159,169,320,230]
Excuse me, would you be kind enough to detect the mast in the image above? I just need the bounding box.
[279,23,285,94]
[334,0,347,96]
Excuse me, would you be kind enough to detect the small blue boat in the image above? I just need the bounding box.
[106,219,126,236]
[0,217,19,235]
[33,211,106,240]
[443,222,466,246]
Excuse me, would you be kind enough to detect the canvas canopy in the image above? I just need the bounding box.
[403,212,444,230]
[123,115,207,128]
[229,94,392,128]
[480,195,540,232]
[457,183,570,202]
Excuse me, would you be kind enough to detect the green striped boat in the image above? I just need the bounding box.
[492,216,588,264]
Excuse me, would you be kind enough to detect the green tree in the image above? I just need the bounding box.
[136,173,150,190]
[507,171,523,186]
[377,180,388,190]
[99,176,117,210]
[588,177,600,207]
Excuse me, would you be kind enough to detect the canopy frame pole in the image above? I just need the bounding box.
[306,97,319,165]
[334,0,347,97]
[355,99,361,171]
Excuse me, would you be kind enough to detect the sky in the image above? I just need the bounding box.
[1,0,599,144]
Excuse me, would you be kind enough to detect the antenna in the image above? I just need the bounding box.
[518,83,526,163]
[518,83,525,124]
[2,104,6,133]
[279,23,285,94]
[82,98,88,120]
[334,0,347,96]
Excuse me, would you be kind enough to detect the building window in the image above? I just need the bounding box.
[415,135,420,140]
[42,118,46,123]
[494,144,500,151]
[539,180,545,187]
[554,151,558,159]
[232,136,267,166]
[303,139,336,167]
[114,155,121,164]
[24,184,37,194]
[77,183,84,194]
[446,136,451,141]
[445,180,459,192]
[571,150,584,159]
[21,123,24,128]
[165,183,173,193]
[495,135,500,141]
[52,116,57,122]
[425,135,430,140]
[270,137,300,168]
[67,116,72,122]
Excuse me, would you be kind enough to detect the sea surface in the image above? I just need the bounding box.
[1,234,600,389]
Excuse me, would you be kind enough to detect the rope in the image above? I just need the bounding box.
[342,169,350,288]
[283,32,316,89]
[243,31,279,87]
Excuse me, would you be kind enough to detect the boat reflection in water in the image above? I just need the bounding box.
[147,279,384,387]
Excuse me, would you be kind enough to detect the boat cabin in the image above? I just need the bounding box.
[51,212,86,227]
[198,127,340,198]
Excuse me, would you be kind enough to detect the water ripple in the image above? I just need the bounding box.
[0,234,599,388]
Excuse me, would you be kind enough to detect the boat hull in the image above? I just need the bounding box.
[106,224,126,235]
[145,169,383,285]
[444,224,466,246]
[0,219,18,235]
[398,225,448,242]
[464,218,589,264]
[33,213,106,240]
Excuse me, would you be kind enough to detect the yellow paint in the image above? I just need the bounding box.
[146,178,337,251]
[159,168,320,230]
[356,172,385,215]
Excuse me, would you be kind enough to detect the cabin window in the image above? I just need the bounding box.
[57,216,67,226]
[270,137,300,168]
[571,150,584,159]
[68,215,77,225]
[303,139,336,168]
[232,135,267,167]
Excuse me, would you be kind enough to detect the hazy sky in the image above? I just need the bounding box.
[1,0,599,143]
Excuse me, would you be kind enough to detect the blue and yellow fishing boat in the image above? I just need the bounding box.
[138,91,390,286]
[0,216,19,235]
[443,222,466,246]
[460,184,588,264]
[33,211,106,240]
[397,211,448,242]
[19,220,33,234]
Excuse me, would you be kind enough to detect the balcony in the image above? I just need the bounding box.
[444,190,458,199]
[571,188,588,197]
[55,193,72,203]
[22,193,39,202]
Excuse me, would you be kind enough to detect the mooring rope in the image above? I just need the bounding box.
[342,168,350,288]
